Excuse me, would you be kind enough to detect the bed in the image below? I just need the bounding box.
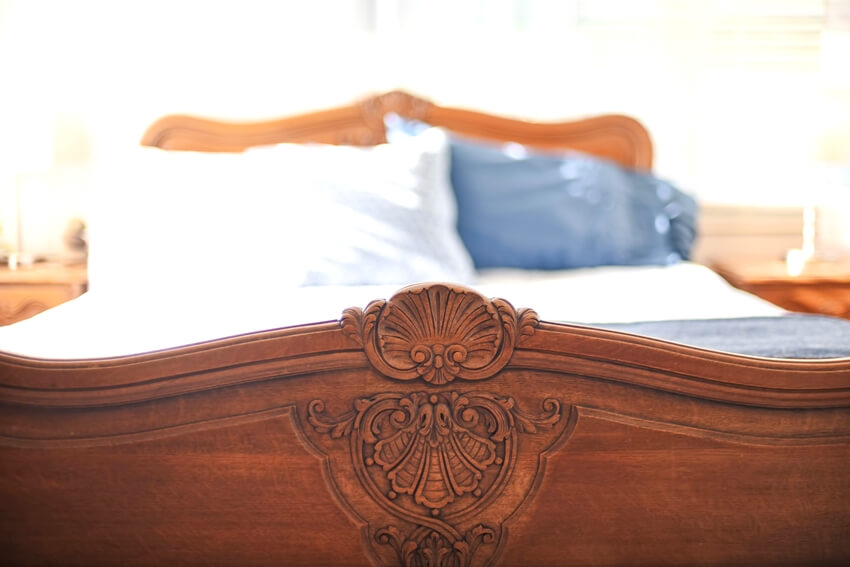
[1,91,849,566]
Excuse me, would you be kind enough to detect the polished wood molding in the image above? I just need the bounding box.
[140,90,653,170]
[1,304,848,411]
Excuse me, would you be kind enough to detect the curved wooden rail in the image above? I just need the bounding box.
[141,90,653,170]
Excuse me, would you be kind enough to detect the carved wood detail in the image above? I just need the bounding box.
[341,284,539,384]
[360,90,432,130]
[306,390,567,567]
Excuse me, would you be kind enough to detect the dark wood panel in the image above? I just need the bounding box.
[1,414,368,566]
[506,414,850,566]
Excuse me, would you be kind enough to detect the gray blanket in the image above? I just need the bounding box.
[598,314,850,359]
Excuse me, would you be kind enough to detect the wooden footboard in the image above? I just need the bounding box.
[1,284,849,566]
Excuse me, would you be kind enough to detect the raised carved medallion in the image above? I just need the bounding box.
[307,390,565,567]
[341,284,538,384]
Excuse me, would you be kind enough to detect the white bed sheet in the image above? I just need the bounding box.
[0,263,783,360]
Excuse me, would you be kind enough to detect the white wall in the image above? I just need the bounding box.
[1,0,848,256]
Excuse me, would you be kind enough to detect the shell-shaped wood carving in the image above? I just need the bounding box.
[341,284,538,384]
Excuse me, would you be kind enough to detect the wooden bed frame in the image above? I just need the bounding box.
[2,92,848,566]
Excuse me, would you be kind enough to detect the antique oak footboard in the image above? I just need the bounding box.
[1,283,849,566]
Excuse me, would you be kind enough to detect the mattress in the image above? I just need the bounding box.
[0,262,804,360]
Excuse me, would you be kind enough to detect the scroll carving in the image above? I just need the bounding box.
[307,390,565,567]
[341,284,538,384]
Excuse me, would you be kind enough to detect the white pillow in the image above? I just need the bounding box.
[87,128,475,296]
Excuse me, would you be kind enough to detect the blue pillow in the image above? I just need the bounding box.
[385,114,698,270]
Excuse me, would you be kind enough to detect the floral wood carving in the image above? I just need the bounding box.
[341,284,539,384]
[307,390,566,567]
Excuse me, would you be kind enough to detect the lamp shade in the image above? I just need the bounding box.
[0,110,55,175]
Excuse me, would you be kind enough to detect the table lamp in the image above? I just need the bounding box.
[0,112,55,270]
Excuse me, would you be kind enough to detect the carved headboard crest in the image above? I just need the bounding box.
[341,284,539,384]
[360,90,432,129]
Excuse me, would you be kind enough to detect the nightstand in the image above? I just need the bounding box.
[712,259,850,319]
[0,263,88,326]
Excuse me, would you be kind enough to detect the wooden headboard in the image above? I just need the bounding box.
[140,90,654,171]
